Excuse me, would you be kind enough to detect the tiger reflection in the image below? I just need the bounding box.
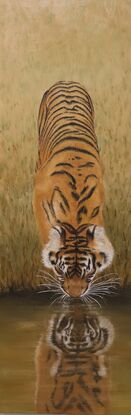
[35,306,114,414]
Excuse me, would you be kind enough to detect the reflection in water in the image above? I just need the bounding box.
[35,305,114,414]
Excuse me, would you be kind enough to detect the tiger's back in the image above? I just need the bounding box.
[38,81,96,165]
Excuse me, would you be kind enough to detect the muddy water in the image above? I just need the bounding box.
[0,295,131,414]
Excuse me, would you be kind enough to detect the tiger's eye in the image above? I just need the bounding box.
[97,262,101,268]
[49,251,54,257]
[51,259,56,265]
[86,275,93,282]
[49,251,57,265]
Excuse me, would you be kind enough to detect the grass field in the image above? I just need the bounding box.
[0,0,131,292]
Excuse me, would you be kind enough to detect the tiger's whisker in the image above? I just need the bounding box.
[37,268,58,280]
[91,283,120,291]
[87,293,102,308]
[38,272,58,282]
[91,278,120,287]
[92,274,120,285]
[50,293,64,306]
[36,274,61,286]
[36,279,60,290]
[89,291,104,301]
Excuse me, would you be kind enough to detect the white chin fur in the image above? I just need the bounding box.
[41,227,61,269]
[95,226,114,270]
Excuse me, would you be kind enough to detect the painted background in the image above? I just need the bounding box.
[0,0,131,291]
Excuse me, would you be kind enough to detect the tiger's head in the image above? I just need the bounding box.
[42,222,114,298]
[48,310,114,355]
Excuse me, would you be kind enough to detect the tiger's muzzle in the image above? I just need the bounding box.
[63,276,88,298]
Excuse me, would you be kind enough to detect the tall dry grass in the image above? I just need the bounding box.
[0,0,131,292]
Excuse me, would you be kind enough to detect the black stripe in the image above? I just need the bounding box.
[60,202,67,215]
[91,206,100,218]
[77,206,87,224]
[44,101,94,129]
[41,201,51,223]
[50,95,90,114]
[47,135,98,159]
[55,162,73,167]
[47,99,91,118]
[50,136,99,156]
[42,110,95,140]
[45,126,96,148]
[46,118,96,142]
[44,129,72,149]
[44,128,72,149]
[42,118,73,141]
[72,125,98,143]
[62,249,77,255]
[47,83,92,103]
[50,170,76,187]
[65,120,95,136]
[74,129,97,144]
[45,130,97,155]
[79,161,95,168]
[38,90,49,134]
[46,99,92,120]
[77,223,91,232]
[38,110,48,137]
[72,103,93,118]
[67,81,93,106]
[47,201,56,219]
[77,256,88,262]
[42,116,96,145]
[49,92,89,107]
[48,146,99,163]
[60,222,76,234]
[49,93,91,110]
[71,191,80,201]
[80,185,89,196]
[48,89,90,107]
[65,358,89,364]
[48,81,91,97]
[84,174,97,183]
[51,186,70,211]
[47,102,93,124]
[78,185,97,206]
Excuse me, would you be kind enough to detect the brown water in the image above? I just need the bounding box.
[0,294,131,414]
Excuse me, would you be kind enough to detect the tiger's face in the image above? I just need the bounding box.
[48,311,114,355]
[42,223,114,298]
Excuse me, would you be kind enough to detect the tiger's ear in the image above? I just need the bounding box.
[86,225,96,241]
[53,225,66,243]
[41,226,62,268]
[98,316,115,353]
[93,226,114,267]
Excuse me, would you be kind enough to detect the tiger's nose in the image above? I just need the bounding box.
[63,277,88,298]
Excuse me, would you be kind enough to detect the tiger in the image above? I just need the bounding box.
[33,81,114,298]
[35,305,114,414]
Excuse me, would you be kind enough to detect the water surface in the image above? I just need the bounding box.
[0,295,131,414]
